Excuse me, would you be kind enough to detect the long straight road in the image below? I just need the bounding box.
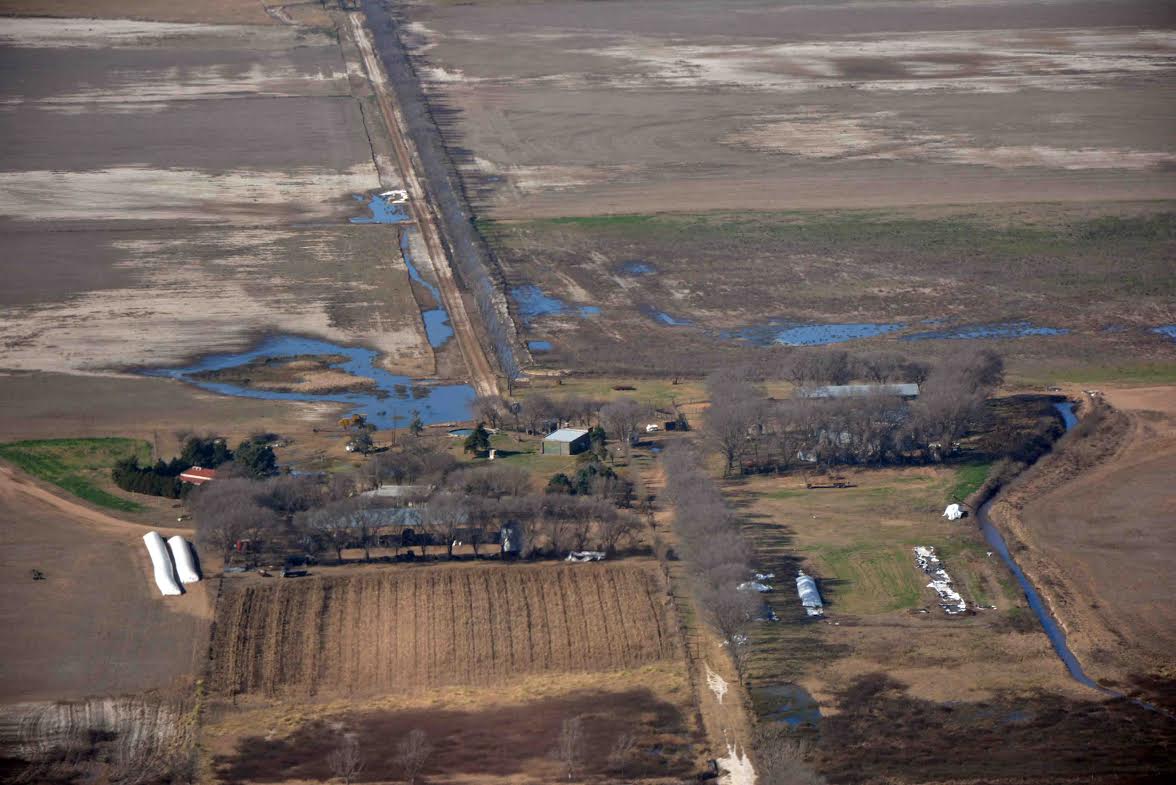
[347,12,499,398]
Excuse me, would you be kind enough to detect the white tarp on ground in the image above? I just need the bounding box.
[914,545,966,614]
[166,536,200,584]
[565,551,605,562]
[943,503,964,520]
[738,581,773,593]
[143,531,181,596]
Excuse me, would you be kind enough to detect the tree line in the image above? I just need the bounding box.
[111,434,277,498]
[704,348,1004,474]
[192,444,642,566]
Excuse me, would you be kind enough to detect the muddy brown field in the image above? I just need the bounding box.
[0,464,210,702]
[403,0,1176,218]
[994,387,1176,707]
[210,562,679,697]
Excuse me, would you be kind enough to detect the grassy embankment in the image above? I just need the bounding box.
[0,437,151,512]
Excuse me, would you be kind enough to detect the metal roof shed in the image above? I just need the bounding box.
[542,428,590,456]
[796,570,824,616]
[800,383,920,400]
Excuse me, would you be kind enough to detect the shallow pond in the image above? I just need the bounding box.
[903,322,1068,341]
[727,320,905,346]
[753,683,821,727]
[618,260,655,276]
[639,305,692,327]
[146,335,473,429]
[512,284,598,324]
[349,192,410,224]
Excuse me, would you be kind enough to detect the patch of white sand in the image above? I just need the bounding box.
[0,165,380,223]
[0,17,333,49]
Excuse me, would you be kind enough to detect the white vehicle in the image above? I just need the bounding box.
[645,423,660,433]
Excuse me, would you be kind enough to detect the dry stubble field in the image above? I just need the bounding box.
[209,562,679,697]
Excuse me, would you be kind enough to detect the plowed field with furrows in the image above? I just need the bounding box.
[209,564,678,696]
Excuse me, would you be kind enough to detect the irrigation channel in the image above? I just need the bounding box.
[978,402,1171,715]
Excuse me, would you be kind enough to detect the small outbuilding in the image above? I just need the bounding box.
[179,467,217,485]
[542,427,590,456]
[796,570,824,617]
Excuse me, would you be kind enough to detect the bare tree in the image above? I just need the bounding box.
[190,479,277,563]
[472,394,508,429]
[607,731,637,780]
[600,397,646,451]
[297,499,360,564]
[554,716,585,782]
[421,492,468,558]
[395,728,432,785]
[328,734,364,785]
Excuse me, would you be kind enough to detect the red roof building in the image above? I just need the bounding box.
[179,467,218,485]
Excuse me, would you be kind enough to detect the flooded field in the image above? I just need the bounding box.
[148,336,473,428]
[482,207,1176,377]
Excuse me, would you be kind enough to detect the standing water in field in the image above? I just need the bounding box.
[903,322,1068,341]
[400,230,453,348]
[726,320,905,346]
[349,192,411,224]
[349,193,453,348]
[145,335,473,429]
[511,284,599,324]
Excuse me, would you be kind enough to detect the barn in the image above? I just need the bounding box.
[542,428,590,456]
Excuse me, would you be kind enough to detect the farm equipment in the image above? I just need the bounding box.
[803,471,855,489]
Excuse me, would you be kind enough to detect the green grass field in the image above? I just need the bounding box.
[0,437,151,512]
[949,463,992,502]
[518,375,706,410]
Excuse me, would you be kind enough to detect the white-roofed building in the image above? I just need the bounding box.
[542,428,591,456]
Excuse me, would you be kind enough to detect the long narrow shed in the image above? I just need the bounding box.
[796,570,824,616]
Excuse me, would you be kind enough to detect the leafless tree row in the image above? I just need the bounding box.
[660,442,762,674]
[705,349,1004,473]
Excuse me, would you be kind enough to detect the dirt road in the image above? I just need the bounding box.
[348,12,498,398]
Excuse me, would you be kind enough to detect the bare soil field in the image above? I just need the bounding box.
[992,386,1176,708]
[0,464,211,702]
[0,10,450,386]
[203,664,700,785]
[209,562,679,697]
[0,1,280,25]
[402,0,1176,218]
[484,205,1176,377]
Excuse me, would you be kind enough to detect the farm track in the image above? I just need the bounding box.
[209,564,678,697]
[347,11,498,398]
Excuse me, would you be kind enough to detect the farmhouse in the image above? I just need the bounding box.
[542,427,590,456]
[179,467,217,485]
[799,383,920,400]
